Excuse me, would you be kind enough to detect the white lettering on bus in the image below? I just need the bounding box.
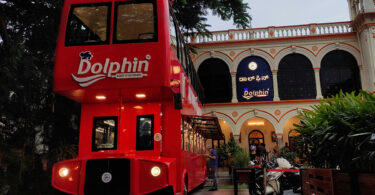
[72,51,151,87]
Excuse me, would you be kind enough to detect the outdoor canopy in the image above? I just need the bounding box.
[182,115,225,140]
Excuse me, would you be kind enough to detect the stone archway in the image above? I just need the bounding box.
[198,58,232,103]
[282,116,301,149]
[236,56,274,102]
[218,119,234,143]
[277,53,316,100]
[238,117,277,155]
[320,50,361,97]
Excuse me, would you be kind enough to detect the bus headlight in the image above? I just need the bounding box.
[151,166,161,177]
[52,159,81,194]
[58,167,69,177]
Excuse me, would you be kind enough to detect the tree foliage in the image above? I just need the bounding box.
[217,139,242,161]
[295,91,375,172]
[0,1,79,194]
[231,148,250,168]
[0,0,251,194]
[172,0,251,35]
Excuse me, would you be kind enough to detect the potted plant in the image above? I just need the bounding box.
[279,147,297,164]
[295,91,375,194]
[230,149,255,194]
[217,140,241,175]
[231,149,250,168]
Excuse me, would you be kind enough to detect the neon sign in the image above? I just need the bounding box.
[236,57,273,102]
[238,75,270,82]
[242,88,270,100]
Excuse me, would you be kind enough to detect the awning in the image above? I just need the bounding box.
[182,115,225,140]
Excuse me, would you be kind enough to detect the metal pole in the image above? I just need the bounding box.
[263,165,266,195]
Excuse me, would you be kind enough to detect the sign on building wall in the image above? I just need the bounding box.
[236,56,273,102]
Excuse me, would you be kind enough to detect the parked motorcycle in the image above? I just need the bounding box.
[251,157,301,195]
[252,158,284,195]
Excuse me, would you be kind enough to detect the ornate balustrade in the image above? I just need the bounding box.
[186,21,353,44]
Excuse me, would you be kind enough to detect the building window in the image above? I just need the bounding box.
[198,58,232,103]
[65,3,111,46]
[320,50,361,97]
[278,54,316,100]
[114,0,157,43]
[92,117,118,151]
[136,115,154,150]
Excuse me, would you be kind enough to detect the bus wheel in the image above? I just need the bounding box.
[183,177,188,195]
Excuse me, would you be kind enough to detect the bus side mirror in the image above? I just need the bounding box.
[174,93,182,110]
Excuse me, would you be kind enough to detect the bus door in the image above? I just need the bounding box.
[120,103,162,155]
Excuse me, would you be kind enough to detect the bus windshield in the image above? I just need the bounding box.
[92,117,118,151]
[65,3,110,46]
[114,0,157,43]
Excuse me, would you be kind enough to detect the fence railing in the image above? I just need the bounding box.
[186,21,353,44]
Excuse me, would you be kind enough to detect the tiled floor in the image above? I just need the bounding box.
[191,188,300,195]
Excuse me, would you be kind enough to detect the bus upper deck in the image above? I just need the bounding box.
[54,0,203,105]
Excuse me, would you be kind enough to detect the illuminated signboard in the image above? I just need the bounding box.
[236,56,273,102]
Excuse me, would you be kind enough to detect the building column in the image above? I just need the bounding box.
[314,68,323,99]
[272,71,280,101]
[231,72,238,103]
[233,135,240,144]
[276,133,283,149]
[358,65,367,90]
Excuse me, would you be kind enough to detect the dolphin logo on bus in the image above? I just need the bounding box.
[72,51,151,87]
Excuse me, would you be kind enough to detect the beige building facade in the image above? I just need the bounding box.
[191,0,375,153]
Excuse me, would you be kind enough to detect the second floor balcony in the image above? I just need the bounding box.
[187,21,366,105]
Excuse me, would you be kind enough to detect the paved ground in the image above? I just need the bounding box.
[191,189,252,195]
[193,168,301,195]
[191,188,300,195]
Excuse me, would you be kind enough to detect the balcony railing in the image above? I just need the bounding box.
[186,21,353,44]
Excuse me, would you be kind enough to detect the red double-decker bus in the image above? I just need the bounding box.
[51,0,224,194]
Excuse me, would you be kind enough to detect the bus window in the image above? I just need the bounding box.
[181,120,184,150]
[92,117,118,151]
[181,132,184,150]
[194,133,198,153]
[114,0,157,43]
[169,13,177,55]
[65,3,110,46]
[136,115,154,150]
[184,130,189,151]
[192,133,196,153]
[178,37,186,71]
[198,135,202,154]
[189,132,194,152]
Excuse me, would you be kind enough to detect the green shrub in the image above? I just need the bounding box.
[217,140,242,161]
[231,149,250,168]
[295,91,375,172]
[279,147,297,163]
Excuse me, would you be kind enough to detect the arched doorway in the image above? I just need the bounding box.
[239,117,276,156]
[248,130,265,146]
[198,58,232,103]
[248,130,264,156]
[320,50,361,97]
[278,54,316,100]
[282,116,301,148]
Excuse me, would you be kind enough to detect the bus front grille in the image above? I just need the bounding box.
[84,159,130,195]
